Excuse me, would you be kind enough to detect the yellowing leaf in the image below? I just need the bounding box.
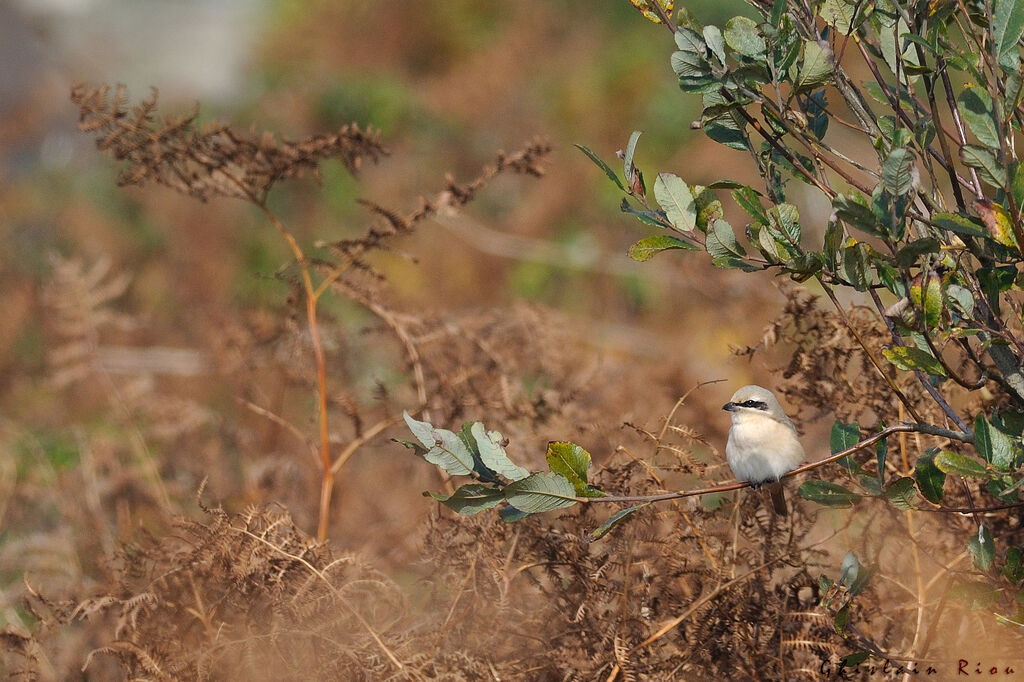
[629,0,674,23]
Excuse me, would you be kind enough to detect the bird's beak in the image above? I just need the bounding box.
[722,402,736,412]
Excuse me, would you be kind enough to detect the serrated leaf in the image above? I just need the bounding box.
[882,147,916,196]
[590,503,651,541]
[934,450,993,478]
[885,476,920,510]
[623,130,643,182]
[724,16,766,57]
[628,235,699,261]
[470,422,529,481]
[914,449,946,503]
[968,524,995,571]
[882,345,946,377]
[575,144,625,191]
[796,40,834,90]
[428,484,504,515]
[958,86,1001,149]
[503,472,579,513]
[654,173,697,232]
[830,420,861,454]
[546,441,604,497]
[706,218,746,260]
[960,144,1007,187]
[974,414,1017,471]
[798,480,862,507]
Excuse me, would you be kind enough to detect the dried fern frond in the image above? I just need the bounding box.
[71,83,386,202]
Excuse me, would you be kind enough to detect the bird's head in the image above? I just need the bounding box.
[722,384,793,426]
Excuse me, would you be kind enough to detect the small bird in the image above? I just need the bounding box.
[723,385,804,516]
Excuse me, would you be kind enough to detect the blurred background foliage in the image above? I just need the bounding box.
[0,0,803,576]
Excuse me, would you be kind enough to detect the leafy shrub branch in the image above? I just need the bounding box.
[403,0,1024,647]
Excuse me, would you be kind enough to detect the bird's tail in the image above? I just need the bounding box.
[766,481,788,516]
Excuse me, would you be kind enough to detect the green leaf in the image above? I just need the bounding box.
[934,450,993,479]
[675,26,706,53]
[499,505,530,523]
[974,414,1017,471]
[949,580,999,609]
[703,25,726,66]
[704,114,750,151]
[403,411,475,476]
[833,195,882,237]
[895,238,940,268]
[427,484,504,515]
[723,16,766,57]
[820,0,866,34]
[958,87,1001,149]
[620,198,666,227]
[654,173,697,232]
[590,503,651,541]
[623,130,643,182]
[977,265,1017,315]
[840,240,872,291]
[914,449,946,503]
[910,272,943,328]
[706,218,746,260]
[993,0,1024,68]
[735,186,769,224]
[796,40,834,91]
[546,441,604,497]
[767,203,800,245]
[1004,546,1024,583]
[842,652,871,667]
[830,420,861,454]
[575,144,625,191]
[470,422,529,481]
[881,148,916,196]
[503,472,579,513]
[968,524,995,571]
[960,144,1007,187]
[839,550,860,588]
[932,212,987,238]
[884,477,920,510]
[833,603,851,634]
[882,345,946,377]
[798,480,862,507]
[945,284,975,317]
[628,235,699,261]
